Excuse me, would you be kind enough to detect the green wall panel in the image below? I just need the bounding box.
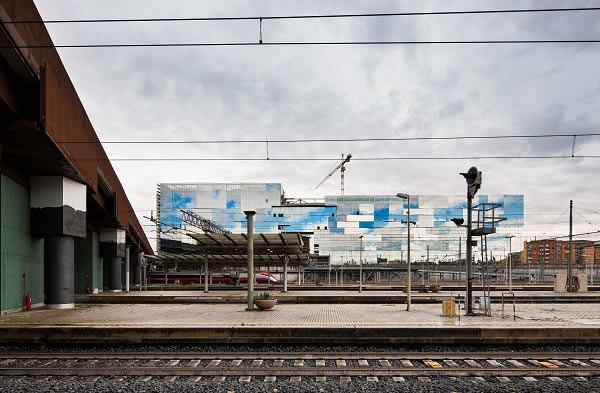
[1,173,44,312]
[74,231,102,293]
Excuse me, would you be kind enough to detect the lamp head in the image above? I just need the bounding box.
[451,218,465,226]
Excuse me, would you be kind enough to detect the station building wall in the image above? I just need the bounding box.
[1,172,108,312]
[158,183,524,265]
[74,231,103,294]
[320,194,524,264]
[0,173,44,313]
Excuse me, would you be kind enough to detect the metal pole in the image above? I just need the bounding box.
[466,191,473,315]
[245,211,256,310]
[283,255,288,293]
[328,256,331,286]
[426,245,430,285]
[407,198,411,311]
[568,200,573,292]
[359,235,364,293]
[508,236,513,292]
[125,246,130,292]
[204,255,209,293]
[459,237,462,283]
[528,251,531,284]
[138,254,142,292]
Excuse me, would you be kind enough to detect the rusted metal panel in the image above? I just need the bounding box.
[0,0,152,254]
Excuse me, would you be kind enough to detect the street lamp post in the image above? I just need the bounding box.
[506,235,515,292]
[359,235,364,293]
[397,193,414,312]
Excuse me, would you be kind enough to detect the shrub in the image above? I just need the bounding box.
[429,284,441,293]
[254,292,272,300]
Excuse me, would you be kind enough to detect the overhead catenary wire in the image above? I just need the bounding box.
[54,132,600,144]
[6,7,600,24]
[6,39,600,50]
[72,155,600,162]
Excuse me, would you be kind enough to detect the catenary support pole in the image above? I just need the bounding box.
[204,255,209,293]
[283,255,288,293]
[359,235,364,293]
[568,200,574,292]
[245,211,256,310]
[508,237,513,292]
[466,191,473,315]
[407,197,412,311]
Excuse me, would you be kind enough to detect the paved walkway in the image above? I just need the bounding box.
[82,288,600,298]
[1,303,599,328]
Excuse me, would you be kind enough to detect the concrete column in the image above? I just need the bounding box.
[133,252,141,286]
[44,235,75,309]
[107,257,122,292]
[30,176,87,309]
[125,246,131,292]
[139,262,142,292]
[100,228,126,292]
[245,211,256,311]
[283,255,288,293]
[204,255,209,293]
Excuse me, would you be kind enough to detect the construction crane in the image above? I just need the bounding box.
[315,153,352,195]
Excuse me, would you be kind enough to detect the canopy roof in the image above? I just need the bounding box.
[147,232,309,268]
[185,232,305,255]
[147,251,309,268]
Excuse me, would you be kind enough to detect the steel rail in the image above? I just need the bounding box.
[0,366,598,377]
[0,352,598,360]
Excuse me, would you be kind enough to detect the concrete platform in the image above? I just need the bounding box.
[1,302,600,345]
[75,288,600,304]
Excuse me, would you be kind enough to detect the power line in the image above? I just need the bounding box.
[7,40,600,49]
[54,132,600,144]
[7,7,600,24]
[72,155,600,162]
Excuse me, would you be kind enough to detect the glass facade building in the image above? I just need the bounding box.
[158,183,523,263]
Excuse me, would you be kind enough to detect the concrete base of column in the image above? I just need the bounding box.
[45,235,75,309]
[47,303,75,310]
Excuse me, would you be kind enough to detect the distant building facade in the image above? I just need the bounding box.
[157,183,524,264]
[522,239,600,266]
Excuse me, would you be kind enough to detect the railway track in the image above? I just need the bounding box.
[0,351,599,382]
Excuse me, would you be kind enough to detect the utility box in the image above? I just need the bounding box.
[555,273,588,293]
[442,300,456,317]
[554,273,567,293]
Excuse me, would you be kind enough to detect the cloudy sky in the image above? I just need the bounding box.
[33,0,600,250]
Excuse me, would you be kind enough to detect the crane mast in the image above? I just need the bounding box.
[315,153,352,195]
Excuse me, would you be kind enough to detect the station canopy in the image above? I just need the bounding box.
[149,232,309,268]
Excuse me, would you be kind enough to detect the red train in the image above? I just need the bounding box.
[146,271,232,284]
[239,272,279,284]
[146,271,279,284]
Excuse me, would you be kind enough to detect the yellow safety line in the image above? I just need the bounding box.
[539,361,559,368]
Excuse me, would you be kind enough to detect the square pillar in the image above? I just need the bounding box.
[99,228,126,292]
[30,176,86,309]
